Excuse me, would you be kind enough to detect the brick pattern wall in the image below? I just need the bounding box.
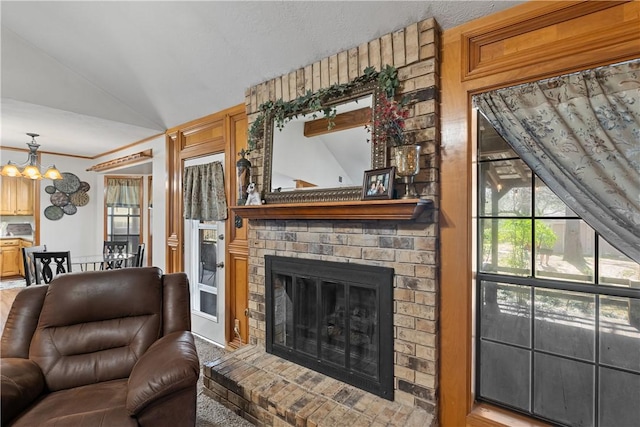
[243,18,440,416]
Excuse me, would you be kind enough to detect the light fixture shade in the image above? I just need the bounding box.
[22,165,42,180]
[43,166,62,180]
[1,163,21,177]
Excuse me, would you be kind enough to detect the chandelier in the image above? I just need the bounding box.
[1,133,62,180]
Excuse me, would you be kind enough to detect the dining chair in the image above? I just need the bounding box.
[22,245,47,286]
[102,241,128,270]
[32,251,72,284]
[134,243,145,267]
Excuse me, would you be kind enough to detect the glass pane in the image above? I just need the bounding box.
[129,216,140,232]
[273,274,293,349]
[480,218,532,277]
[480,281,531,347]
[535,219,594,283]
[599,237,640,287]
[480,160,532,216]
[295,278,317,356]
[599,367,640,427]
[533,353,594,427]
[113,217,129,234]
[321,281,345,367]
[478,113,517,160]
[534,177,577,217]
[349,286,378,378]
[199,229,217,287]
[479,340,530,411]
[200,290,217,317]
[535,288,595,361]
[600,296,640,373]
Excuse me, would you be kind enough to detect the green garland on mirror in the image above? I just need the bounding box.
[247,65,401,151]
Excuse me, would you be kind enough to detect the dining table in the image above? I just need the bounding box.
[71,253,136,271]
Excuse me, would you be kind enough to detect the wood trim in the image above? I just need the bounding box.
[462,1,628,80]
[303,107,371,137]
[87,150,152,172]
[440,1,640,426]
[231,198,433,221]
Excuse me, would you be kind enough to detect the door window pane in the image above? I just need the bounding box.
[535,219,594,283]
[599,296,640,372]
[480,160,532,216]
[599,367,640,427]
[480,281,531,347]
[480,341,530,411]
[535,288,595,361]
[599,237,640,287]
[534,353,594,427]
[480,218,532,276]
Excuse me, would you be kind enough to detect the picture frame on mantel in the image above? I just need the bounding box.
[362,167,395,200]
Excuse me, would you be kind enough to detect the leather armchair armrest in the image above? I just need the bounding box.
[126,331,200,416]
[1,358,45,425]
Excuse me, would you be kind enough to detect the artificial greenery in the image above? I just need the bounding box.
[247,65,402,151]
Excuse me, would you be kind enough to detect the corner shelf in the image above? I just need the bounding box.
[231,198,433,221]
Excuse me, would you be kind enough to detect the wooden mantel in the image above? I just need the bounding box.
[231,198,433,221]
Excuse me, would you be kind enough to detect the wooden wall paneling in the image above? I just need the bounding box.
[166,132,181,273]
[440,1,640,426]
[225,105,250,346]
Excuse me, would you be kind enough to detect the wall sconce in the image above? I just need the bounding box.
[1,133,62,180]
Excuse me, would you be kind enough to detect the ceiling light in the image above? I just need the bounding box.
[1,133,62,180]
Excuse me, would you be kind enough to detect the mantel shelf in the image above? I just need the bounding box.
[231,198,433,221]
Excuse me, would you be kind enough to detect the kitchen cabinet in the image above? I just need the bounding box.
[0,239,22,277]
[0,176,34,215]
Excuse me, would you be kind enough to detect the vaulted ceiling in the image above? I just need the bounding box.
[1,1,523,158]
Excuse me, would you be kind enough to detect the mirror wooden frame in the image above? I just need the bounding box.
[262,80,388,204]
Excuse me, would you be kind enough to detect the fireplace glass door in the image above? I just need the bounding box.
[266,256,393,399]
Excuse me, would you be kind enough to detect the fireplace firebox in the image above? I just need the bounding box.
[265,255,394,399]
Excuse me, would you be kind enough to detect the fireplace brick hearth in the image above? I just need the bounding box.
[203,15,440,426]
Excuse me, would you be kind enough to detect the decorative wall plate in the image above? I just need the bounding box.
[70,191,89,207]
[79,181,91,192]
[54,172,81,194]
[51,192,70,207]
[62,204,77,215]
[45,185,56,194]
[44,205,64,221]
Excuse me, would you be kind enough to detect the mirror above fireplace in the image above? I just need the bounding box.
[261,79,388,204]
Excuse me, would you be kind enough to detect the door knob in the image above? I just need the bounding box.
[218,234,224,240]
[216,262,224,268]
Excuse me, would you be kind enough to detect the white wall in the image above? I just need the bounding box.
[38,152,98,255]
[91,135,166,271]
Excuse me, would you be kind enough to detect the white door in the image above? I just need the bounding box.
[184,154,226,345]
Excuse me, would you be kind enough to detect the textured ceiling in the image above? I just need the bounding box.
[0,1,523,158]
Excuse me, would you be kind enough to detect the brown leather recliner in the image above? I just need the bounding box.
[1,267,200,427]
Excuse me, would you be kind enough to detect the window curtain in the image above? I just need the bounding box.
[474,59,640,263]
[183,161,228,221]
[106,177,141,208]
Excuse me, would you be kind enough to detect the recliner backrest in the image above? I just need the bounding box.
[30,267,166,392]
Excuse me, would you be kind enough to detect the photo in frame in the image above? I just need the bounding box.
[362,167,395,200]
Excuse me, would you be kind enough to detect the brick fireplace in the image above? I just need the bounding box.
[203,17,440,426]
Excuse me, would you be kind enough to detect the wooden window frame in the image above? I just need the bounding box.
[440,1,640,426]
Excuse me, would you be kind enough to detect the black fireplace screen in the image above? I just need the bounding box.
[265,255,394,399]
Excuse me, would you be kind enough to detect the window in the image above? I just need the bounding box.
[106,206,140,252]
[105,177,142,253]
[476,113,640,426]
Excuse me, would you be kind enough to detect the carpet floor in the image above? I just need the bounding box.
[193,336,254,426]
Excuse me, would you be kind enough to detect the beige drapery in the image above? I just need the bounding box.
[105,177,141,208]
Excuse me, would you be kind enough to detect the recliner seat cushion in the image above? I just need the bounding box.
[8,379,137,427]
[30,268,164,391]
